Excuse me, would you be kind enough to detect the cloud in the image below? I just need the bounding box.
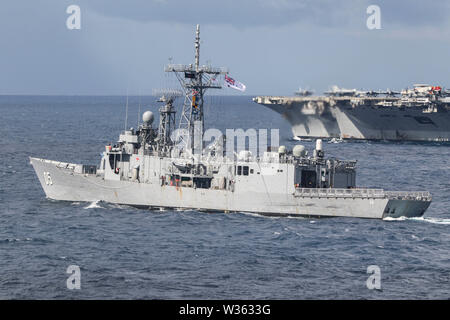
[81,0,365,28]
[80,0,450,29]
[1,0,450,95]
[378,0,450,27]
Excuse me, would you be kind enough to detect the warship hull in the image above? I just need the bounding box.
[30,157,431,219]
[255,97,450,141]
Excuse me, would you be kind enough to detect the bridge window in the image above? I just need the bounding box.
[236,166,250,176]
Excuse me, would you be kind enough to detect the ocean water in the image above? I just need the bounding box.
[0,95,449,299]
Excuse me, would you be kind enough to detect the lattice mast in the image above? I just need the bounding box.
[165,24,228,154]
[156,92,179,150]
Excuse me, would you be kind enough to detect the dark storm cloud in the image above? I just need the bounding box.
[82,0,450,28]
[82,0,362,28]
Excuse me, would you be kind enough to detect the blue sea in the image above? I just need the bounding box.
[0,95,449,299]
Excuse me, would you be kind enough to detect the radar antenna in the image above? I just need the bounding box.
[152,89,182,152]
[165,24,228,155]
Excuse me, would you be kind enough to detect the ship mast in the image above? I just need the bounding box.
[165,24,228,156]
[154,89,181,153]
[195,24,200,72]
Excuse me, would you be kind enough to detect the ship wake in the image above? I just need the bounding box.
[383,216,450,225]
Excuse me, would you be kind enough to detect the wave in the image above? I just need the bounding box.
[383,216,407,222]
[239,212,281,219]
[83,200,103,209]
[1,237,33,243]
[383,216,450,225]
[409,217,450,225]
[239,211,312,220]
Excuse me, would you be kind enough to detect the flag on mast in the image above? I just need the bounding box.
[224,74,246,92]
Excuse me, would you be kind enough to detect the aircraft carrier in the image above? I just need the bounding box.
[253,85,450,141]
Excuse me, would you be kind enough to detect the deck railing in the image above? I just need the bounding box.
[294,188,431,201]
[383,190,432,201]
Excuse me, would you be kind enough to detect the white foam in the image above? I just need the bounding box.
[409,217,450,225]
[383,216,407,222]
[286,215,309,220]
[84,200,103,209]
[383,216,450,225]
[239,211,282,219]
[4,238,32,242]
[240,211,312,220]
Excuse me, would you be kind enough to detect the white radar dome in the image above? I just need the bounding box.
[142,111,154,124]
[316,139,323,151]
[293,145,307,158]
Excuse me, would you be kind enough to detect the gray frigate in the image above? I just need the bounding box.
[30,25,432,219]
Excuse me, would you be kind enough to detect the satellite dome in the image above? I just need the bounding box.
[142,111,154,124]
[293,145,307,158]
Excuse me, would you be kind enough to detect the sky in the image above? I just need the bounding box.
[1,0,450,95]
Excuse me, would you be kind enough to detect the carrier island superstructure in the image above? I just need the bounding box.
[30,26,431,219]
[253,85,450,141]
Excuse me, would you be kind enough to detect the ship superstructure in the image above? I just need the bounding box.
[254,84,450,141]
[30,26,432,219]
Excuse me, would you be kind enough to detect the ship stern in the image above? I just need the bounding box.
[382,192,432,218]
